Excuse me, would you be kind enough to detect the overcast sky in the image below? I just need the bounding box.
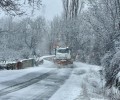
[42,0,63,20]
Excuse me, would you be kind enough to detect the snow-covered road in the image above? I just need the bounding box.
[0,60,107,100]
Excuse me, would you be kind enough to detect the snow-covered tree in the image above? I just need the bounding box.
[0,0,42,15]
[0,15,48,60]
[87,0,120,92]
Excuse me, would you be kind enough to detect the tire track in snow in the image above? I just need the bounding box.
[0,70,56,96]
[31,68,73,100]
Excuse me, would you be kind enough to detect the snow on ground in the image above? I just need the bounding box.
[0,55,55,83]
[0,60,55,90]
[0,60,54,82]
[49,69,81,100]
[0,68,72,100]
[0,59,108,100]
[49,62,107,100]
[36,55,55,61]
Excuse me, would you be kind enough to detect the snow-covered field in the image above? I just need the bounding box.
[0,60,108,100]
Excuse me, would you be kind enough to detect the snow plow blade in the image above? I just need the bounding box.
[54,59,73,65]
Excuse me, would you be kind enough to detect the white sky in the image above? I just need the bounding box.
[42,0,63,20]
[0,0,63,21]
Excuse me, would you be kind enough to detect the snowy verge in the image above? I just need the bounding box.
[50,62,107,100]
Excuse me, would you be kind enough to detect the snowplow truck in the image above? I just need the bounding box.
[54,47,73,65]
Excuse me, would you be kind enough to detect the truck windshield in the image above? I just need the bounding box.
[57,48,69,53]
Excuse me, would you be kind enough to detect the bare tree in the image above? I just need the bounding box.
[62,0,84,19]
[0,0,42,15]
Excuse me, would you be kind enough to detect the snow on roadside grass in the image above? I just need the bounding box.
[74,62,101,71]
[49,62,108,100]
[74,62,108,100]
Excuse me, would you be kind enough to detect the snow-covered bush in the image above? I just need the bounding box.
[109,51,120,88]
[21,51,30,59]
[101,51,114,88]
[115,72,120,90]
[102,51,120,99]
[77,69,105,100]
[101,52,113,69]
[106,86,120,100]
